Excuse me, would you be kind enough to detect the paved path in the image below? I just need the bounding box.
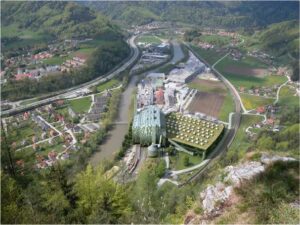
[164,154,170,169]
[157,178,179,187]
[16,135,59,151]
[274,77,290,104]
[170,159,210,176]
[37,115,62,136]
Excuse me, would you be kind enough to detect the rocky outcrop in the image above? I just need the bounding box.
[224,161,265,186]
[261,154,296,165]
[200,182,233,214]
[192,154,298,223]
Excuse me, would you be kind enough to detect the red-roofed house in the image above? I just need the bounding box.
[15,73,33,80]
[155,89,164,105]
[266,118,275,125]
[256,106,266,114]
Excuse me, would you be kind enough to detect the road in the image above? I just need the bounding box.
[1,35,139,117]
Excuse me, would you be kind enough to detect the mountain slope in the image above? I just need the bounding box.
[1,1,122,40]
[85,1,299,28]
[254,20,299,58]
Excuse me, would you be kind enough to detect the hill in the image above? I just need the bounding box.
[85,1,299,28]
[1,1,124,53]
[252,20,299,59]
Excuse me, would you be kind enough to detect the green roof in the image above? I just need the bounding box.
[166,113,224,151]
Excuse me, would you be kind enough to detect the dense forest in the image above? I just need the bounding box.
[85,1,299,28]
[1,2,121,40]
[1,1,124,55]
[1,40,130,101]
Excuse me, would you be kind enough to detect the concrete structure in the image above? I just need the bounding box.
[136,80,154,109]
[148,143,159,157]
[132,105,166,146]
[168,51,205,83]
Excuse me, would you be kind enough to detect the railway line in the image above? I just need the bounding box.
[178,44,242,185]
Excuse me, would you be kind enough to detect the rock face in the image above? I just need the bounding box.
[261,154,296,165]
[224,161,265,186]
[200,182,233,214]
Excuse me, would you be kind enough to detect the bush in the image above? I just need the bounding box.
[183,156,190,167]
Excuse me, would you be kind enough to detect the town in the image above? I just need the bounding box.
[1,2,299,224]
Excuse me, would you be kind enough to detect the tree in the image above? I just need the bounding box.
[183,155,190,167]
[74,165,132,223]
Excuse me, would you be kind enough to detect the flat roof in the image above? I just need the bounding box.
[166,113,224,151]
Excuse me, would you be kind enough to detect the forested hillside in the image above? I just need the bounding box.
[1,1,131,100]
[1,1,124,54]
[86,1,299,28]
[1,1,121,39]
[250,20,299,59]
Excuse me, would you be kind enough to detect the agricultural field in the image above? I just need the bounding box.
[166,113,224,151]
[68,96,92,114]
[190,44,224,65]
[188,78,227,94]
[215,55,287,89]
[220,73,287,89]
[169,152,203,170]
[188,92,225,118]
[218,93,235,121]
[188,78,234,121]
[136,34,162,44]
[240,93,275,110]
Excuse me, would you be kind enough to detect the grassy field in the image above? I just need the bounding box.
[188,79,226,95]
[240,93,275,110]
[68,96,92,114]
[224,114,262,164]
[220,73,287,89]
[169,152,203,170]
[220,55,269,69]
[42,56,69,65]
[278,86,299,108]
[137,35,162,44]
[198,34,232,47]
[190,45,224,65]
[218,93,235,121]
[96,79,120,92]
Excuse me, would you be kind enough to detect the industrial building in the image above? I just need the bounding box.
[136,80,154,109]
[132,105,166,146]
[168,51,206,83]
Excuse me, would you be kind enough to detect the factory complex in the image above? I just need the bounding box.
[132,51,224,157]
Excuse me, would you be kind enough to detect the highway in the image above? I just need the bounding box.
[1,35,139,117]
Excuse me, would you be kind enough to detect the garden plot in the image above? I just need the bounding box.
[166,113,224,151]
[188,92,225,118]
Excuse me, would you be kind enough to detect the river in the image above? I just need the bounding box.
[89,76,137,166]
[89,40,184,167]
